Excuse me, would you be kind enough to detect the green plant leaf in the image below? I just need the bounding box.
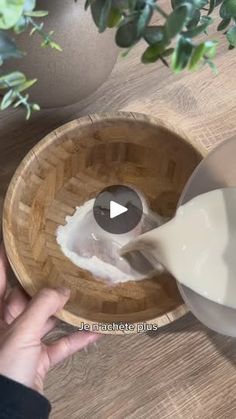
[217,17,231,30]
[193,0,208,7]
[171,36,193,72]
[116,18,139,47]
[162,47,175,56]
[0,71,26,88]
[111,0,128,8]
[40,37,62,51]
[208,0,216,14]
[184,16,213,37]
[23,0,36,12]
[14,15,28,33]
[99,0,112,32]
[227,25,236,45]
[205,40,218,58]
[128,0,137,10]
[49,41,62,51]
[108,7,122,27]
[136,3,152,37]
[91,0,112,32]
[166,4,191,39]
[188,43,205,69]
[189,40,217,70]
[90,0,103,27]
[142,40,167,63]
[171,0,187,8]
[15,78,37,92]
[24,10,48,17]
[0,0,25,29]
[220,0,236,19]
[32,103,40,111]
[186,8,201,29]
[1,89,16,109]
[144,25,165,44]
[0,30,23,61]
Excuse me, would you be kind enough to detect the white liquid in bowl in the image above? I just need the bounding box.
[56,198,165,284]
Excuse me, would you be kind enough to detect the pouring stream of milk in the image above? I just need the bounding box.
[121,188,236,309]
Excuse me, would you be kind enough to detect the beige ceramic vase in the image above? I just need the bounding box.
[6,0,118,108]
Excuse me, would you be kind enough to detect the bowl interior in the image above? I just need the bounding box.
[178,136,236,336]
[3,113,202,327]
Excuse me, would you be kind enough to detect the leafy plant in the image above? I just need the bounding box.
[0,0,61,119]
[86,0,236,74]
[1,0,235,119]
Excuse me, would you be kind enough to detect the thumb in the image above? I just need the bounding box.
[46,332,100,368]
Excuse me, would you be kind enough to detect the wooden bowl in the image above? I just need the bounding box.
[3,112,204,334]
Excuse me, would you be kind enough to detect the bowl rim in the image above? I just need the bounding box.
[2,111,206,334]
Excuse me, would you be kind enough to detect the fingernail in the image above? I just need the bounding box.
[57,287,71,297]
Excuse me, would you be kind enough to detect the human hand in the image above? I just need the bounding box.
[0,243,99,394]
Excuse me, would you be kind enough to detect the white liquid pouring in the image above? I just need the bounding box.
[121,188,236,309]
[56,198,165,284]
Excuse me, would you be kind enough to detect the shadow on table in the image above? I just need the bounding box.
[206,330,236,368]
[146,312,236,368]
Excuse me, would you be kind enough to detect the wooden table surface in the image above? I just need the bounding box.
[1,8,236,418]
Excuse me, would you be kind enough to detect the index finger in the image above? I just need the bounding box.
[13,287,70,339]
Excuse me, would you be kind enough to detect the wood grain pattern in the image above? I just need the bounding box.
[45,313,236,419]
[3,112,203,332]
[0,4,236,417]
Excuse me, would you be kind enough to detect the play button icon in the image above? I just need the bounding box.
[93,185,143,234]
[110,201,128,219]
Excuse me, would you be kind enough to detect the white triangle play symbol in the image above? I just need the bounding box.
[110,201,128,219]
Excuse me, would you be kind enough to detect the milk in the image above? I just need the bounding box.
[121,188,236,309]
[56,197,165,284]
